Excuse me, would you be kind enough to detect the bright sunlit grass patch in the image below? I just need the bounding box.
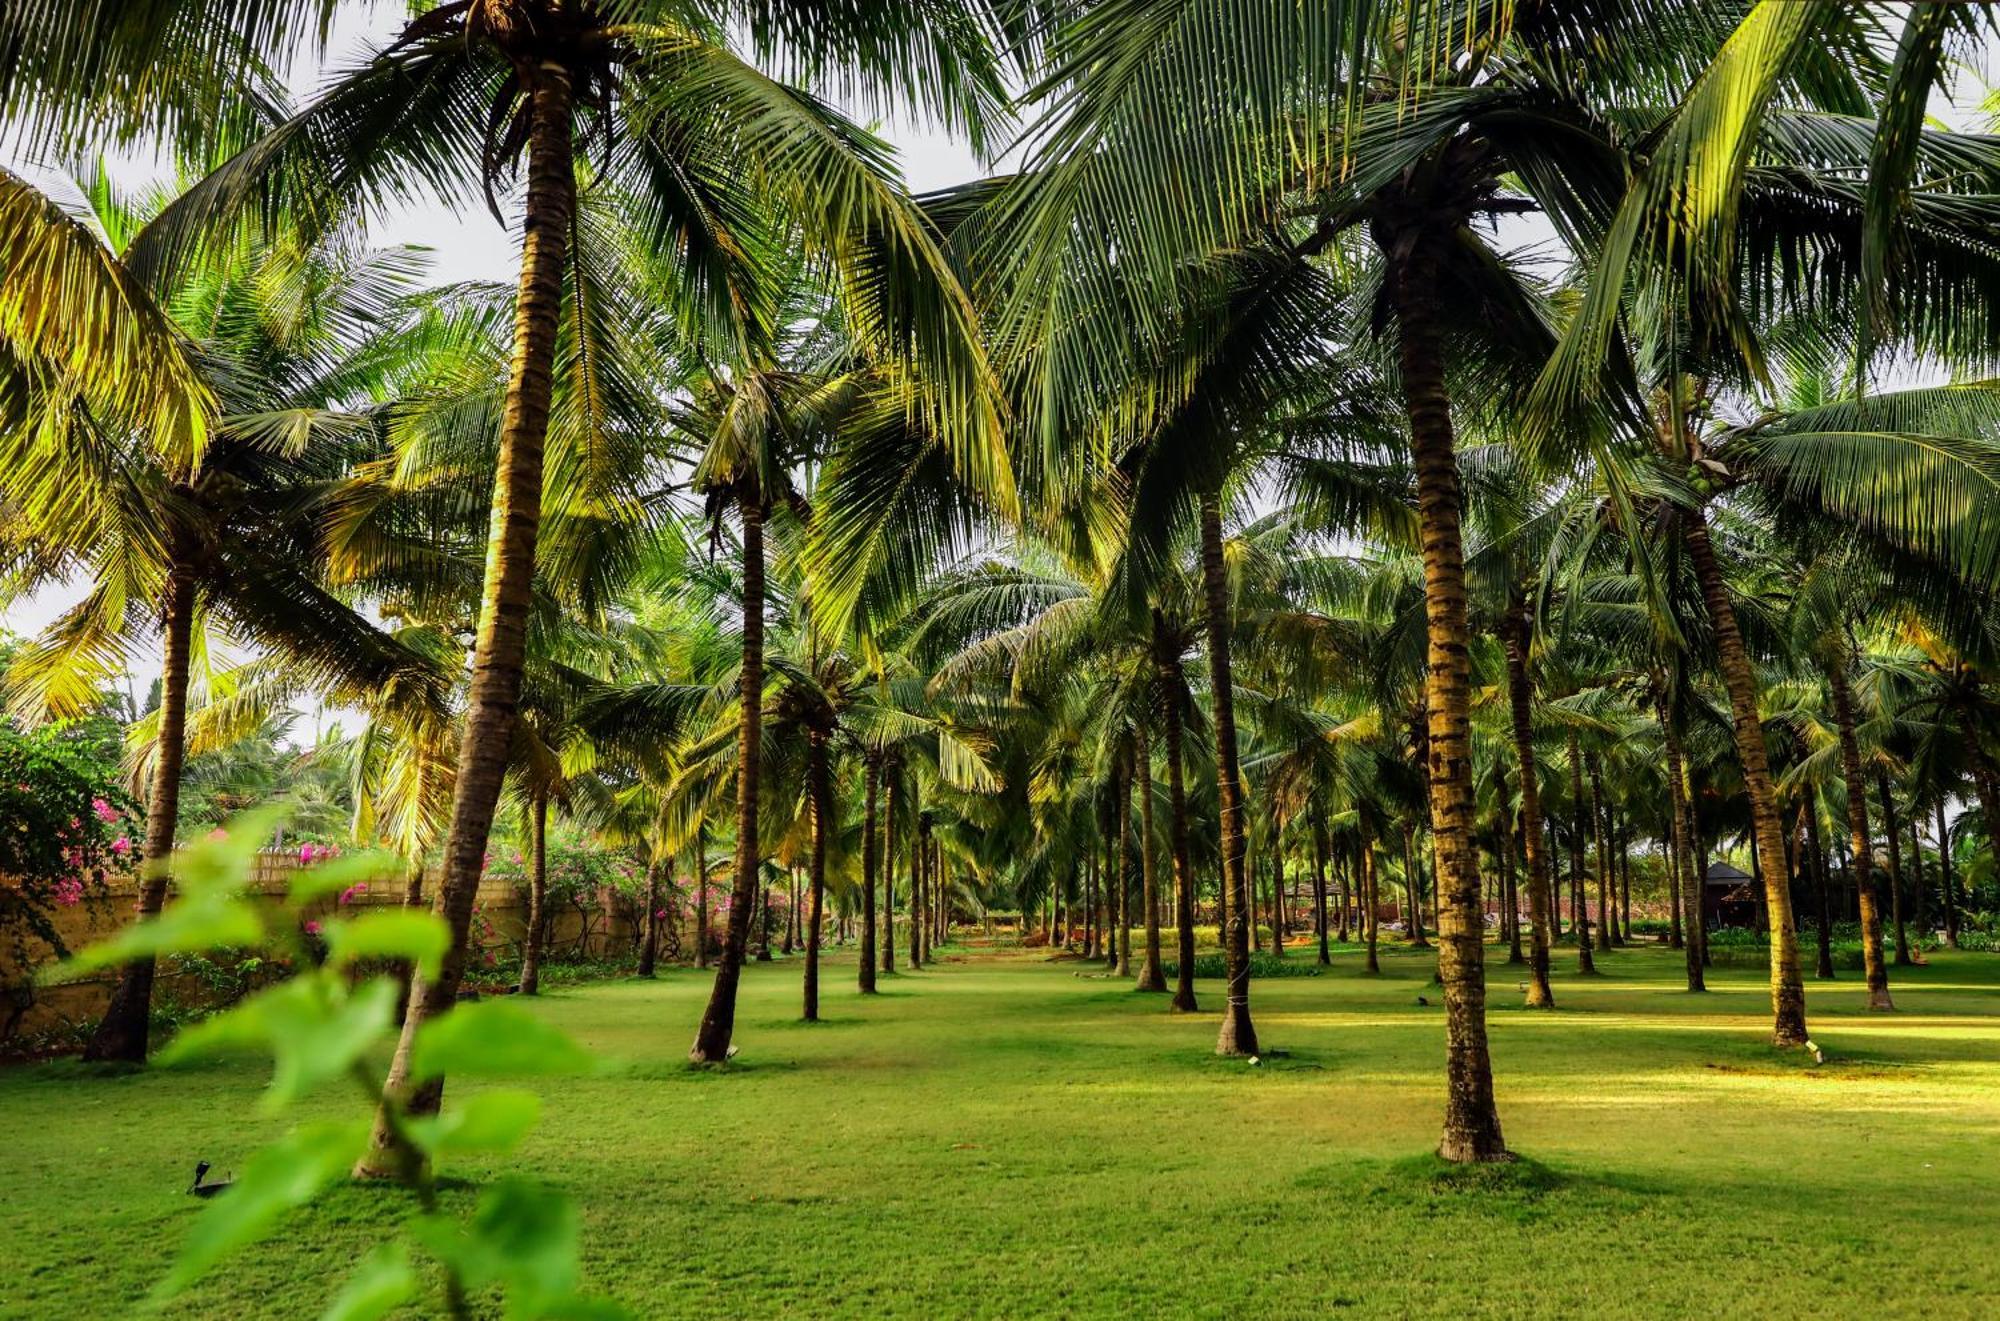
[2,942,1997,1318]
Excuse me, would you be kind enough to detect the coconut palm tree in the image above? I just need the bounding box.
[1,165,448,1061]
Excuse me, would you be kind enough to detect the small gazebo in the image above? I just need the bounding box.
[1701,861,1759,929]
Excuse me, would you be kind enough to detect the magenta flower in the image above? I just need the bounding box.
[110,836,132,856]
[303,920,323,937]
[91,797,120,824]
[53,879,84,907]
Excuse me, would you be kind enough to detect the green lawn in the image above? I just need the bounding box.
[5,941,1999,1319]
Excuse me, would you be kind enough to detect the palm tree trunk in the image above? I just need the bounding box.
[753,868,773,963]
[1619,829,1633,942]
[1590,756,1614,953]
[519,790,549,996]
[1400,822,1430,948]
[1494,762,1522,965]
[1199,490,1257,1056]
[1335,851,1351,943]
[1155,621,1200,1013]
[690,489,766,1063]
[1661,693,1705,992]
[1384,237,1506,1161]
[788,860,804,952]
[1935,798,1959,948]
[1101,773,1116,962]
[356,66,576,1175]
[928,832,939,958]
[1750,828,1769,935]
[1827,659,1893,1009]
[83,559,196,1063]
[1269,812,1287,957]
[1804,804,1836,980]
[803,731,830,1020]
[1088,838,1102,957]
[1906,801,1927,950]
[1215,816,1231,955]
[1502,608,1555,1005]
[882,767,898,974]
[1115,754,1133,977]
[1134,719,1167,991]
[1361,837,1381,975]
[1247,845,1261,955]
[1311,811,1331,967]
[1877,772,1910,967]
[924,825,935,960]
[638,862,659,978]
[860,760,879,992]
[1565,731,1597,974]
[918,818,932,966]
[933,844,948,949]
[695,823,709,969]
[1683,508,1808,1045]
[916,816,928,968]
[1667,807,1685,950]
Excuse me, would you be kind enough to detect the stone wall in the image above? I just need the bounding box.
[2,853,644,1052]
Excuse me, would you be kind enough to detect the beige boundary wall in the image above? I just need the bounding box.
[2,852,645,1050]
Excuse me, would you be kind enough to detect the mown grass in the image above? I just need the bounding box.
[3,939,1998,1319]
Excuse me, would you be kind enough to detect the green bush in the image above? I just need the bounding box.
[1160,951,1326,979]
[1698,926,1867,971]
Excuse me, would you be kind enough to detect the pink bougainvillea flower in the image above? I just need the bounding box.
[655,908,668,920]
[54,879,84,907]
[91,797,120,824]
[304,920,323,936]
[111,836,132,855]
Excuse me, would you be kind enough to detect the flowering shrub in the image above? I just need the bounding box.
[471,904,499,968]
[1,721,139,981]
[484,828,646,907]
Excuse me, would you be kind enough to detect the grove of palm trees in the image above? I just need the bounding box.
[4,2,2000,1317]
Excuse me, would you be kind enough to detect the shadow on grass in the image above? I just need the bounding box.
[617,1056,807,1083]
[1289,1149,1681,1226]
